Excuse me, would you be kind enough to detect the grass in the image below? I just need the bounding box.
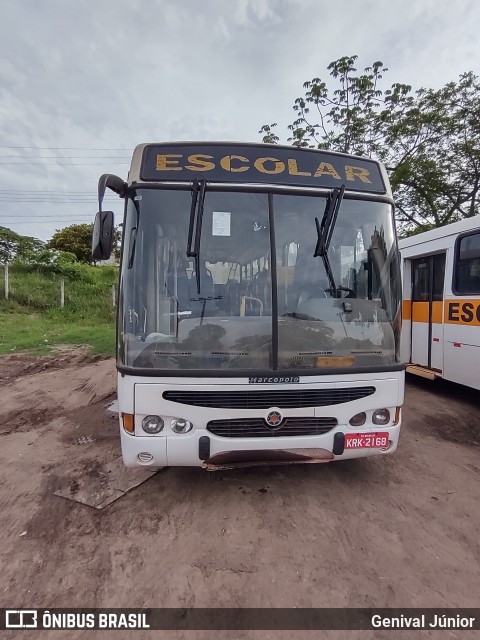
[0,265,118,356]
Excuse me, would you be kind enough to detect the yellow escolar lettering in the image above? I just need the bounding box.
[219,155,249,172]
[156,154,182,171]
[314,162,341,179]
[185,154,215,171]
[345,165,371,183]
[154,152,378,187]
[254,157,285,174]
[287,159,311,176]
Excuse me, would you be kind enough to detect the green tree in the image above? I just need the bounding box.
[47,223,121,264]
[48,223,94,263]
[259,56,480,235]
[0,226,44,263]
[391,72,480,232]
[260,56,403,155]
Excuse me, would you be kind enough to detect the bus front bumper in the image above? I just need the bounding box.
[119,424,401,470]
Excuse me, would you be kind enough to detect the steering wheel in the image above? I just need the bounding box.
[325,286,357,298]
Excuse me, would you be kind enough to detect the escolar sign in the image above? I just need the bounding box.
[445,300,480,326]
[139,143,386,193]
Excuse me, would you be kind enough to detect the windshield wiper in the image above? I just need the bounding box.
[313,184,345,294]
[187,178,207,295]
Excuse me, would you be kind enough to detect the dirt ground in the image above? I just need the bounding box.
[0,348,479,640]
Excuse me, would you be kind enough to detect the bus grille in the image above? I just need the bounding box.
[206,417,337,438]
[163,387,375,409]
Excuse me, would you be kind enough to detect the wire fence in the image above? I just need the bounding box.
[0,263,117,318]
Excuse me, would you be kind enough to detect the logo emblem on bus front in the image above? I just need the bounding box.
[265,410,283,429]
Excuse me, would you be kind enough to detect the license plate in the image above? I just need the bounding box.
[344,432,389,449]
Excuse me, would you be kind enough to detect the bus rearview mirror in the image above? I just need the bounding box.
[98,173,126,208]
[92,210,115,261]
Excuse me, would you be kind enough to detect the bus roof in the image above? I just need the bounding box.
[127,141,391,195]
[398,215,480,249]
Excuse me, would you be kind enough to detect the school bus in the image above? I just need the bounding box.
[399,215,480,390]
[92,141,404,469]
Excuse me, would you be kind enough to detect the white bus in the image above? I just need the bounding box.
[399,215,480,390]
[93,142,404,470]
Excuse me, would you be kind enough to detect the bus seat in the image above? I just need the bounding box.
[167,266,191,312]
[250,269,271,314]
[190,267,217,317]
[223,279,242,315]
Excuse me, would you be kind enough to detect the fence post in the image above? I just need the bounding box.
[112,284,116,306]
[60,278,65,308]
[4,262,8,300]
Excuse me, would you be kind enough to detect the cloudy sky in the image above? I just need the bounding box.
[0,0,479,241]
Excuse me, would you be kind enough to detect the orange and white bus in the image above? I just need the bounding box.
[399,216,480,390]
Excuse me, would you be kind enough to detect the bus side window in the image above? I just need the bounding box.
[455,231,480,294]
[412,259,429,302]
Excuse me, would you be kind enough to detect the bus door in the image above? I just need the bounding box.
[410,253,446,370]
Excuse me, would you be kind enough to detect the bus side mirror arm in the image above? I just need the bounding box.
[98,174,126,212]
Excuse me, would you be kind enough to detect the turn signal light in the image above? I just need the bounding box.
[122,413,134,434]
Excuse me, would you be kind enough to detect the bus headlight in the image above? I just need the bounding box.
[349,412,366,427]
[171,418,193,434]
[142,415,164,434]
[372,409,390,425]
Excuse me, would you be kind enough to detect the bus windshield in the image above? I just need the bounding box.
[119,188,400,371]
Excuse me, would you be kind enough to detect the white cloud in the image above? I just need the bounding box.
[233,0,280,27]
